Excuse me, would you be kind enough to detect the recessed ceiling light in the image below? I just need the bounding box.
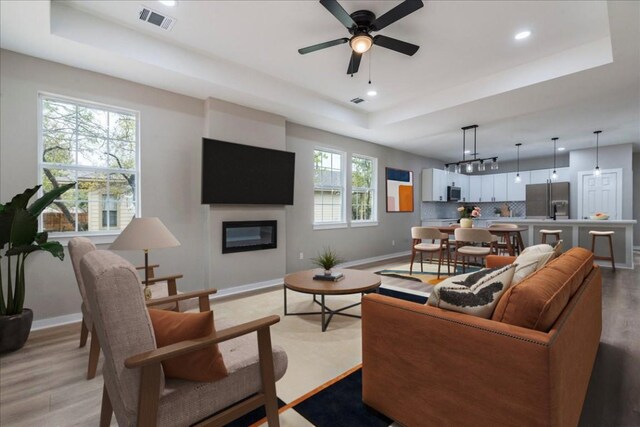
[557,147,566,151]
[159,0,177,6]
[515,30,531,40]
[367,89,377,97]
[464,150,471,154]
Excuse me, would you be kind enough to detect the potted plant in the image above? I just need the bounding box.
[311,247,343,275]
[457,205,481,228]
[0,183,75,353]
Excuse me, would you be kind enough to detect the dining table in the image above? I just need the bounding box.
[435,225,527,256]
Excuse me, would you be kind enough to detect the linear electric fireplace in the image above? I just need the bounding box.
[222,220,277,254]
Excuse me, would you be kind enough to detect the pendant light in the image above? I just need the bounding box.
[444,125,498,174]
[551,137,559,181]
[594,130,602,176]
[514,143,522,183]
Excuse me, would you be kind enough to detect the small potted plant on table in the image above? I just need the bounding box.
[457,205,481,228]
[311,247,343,276]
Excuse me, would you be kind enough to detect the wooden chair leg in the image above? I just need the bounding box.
[608,235,615,271]
[137,363,161,427]
[100,384,113,427]
[446,242,451,275]
[542,234,547,244]
[420,251,424,273]
[436,247,443,279]
[409,248,416,275]
[87,326,100,380]
[591,234,596,252]
[257,328,280,427]
[80,317,89,348]
[453,248,459,275]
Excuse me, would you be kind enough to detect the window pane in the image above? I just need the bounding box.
[109,112,136,142]
[351,156,376,222]
[41,168,77,200]
[42,201,77,233]
[77,135,108,167]
[42,100,76,134]
[77,106,108,139]
[108,138,136,170]
[314,149,344,223]
[43,132,74,165]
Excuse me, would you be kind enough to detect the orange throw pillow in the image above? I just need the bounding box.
[148,309,228,382]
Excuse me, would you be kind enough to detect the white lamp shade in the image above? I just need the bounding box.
[110,217,180,251]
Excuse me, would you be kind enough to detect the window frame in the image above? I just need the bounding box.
[37,92,141,242]
[312,147,347,230]
[350,153,378,226]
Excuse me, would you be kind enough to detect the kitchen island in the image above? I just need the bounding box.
[486,218,636,269]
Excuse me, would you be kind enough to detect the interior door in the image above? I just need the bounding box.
[581,172,618,219]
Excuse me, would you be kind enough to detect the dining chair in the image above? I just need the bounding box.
[80,249,287,427]
[453,228,496,273]
[410,227,451,278]
[488,223,520,255]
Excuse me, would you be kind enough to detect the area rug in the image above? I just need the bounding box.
[375,262,480,285]
[245,365,393,427]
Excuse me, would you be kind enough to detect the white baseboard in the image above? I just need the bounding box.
[339,250,411,268]
[30,251,412,331]
[32,312,83,331]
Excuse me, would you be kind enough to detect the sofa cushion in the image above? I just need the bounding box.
[149,309,228,382]
[520,243,554,255]
[427,264,516,319]
[491,247,594,331]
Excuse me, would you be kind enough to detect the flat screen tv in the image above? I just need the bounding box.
[201,138,295,205]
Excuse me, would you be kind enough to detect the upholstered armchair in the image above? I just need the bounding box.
[80,250,287,426]
[69,237,193,379]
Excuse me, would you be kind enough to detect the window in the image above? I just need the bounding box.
[313,149,345,225]
[351,154,377,223]
[39,94,139,234]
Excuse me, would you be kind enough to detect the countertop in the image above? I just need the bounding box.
[486,218,637,225]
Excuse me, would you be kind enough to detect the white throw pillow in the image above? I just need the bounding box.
[511,250,555,285]
[427,264,516,319]
[520,244,554,255]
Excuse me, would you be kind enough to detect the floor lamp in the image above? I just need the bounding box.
[110,217,180,299]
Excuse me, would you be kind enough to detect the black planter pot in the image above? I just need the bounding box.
[0,308,33,354]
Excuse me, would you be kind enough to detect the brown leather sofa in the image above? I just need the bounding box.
[362,247,601,427]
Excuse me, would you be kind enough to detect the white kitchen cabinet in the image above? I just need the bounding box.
[468,176,482,203]
[481,175,494,202]
[493,173,508,202]
[421,168,447,202]
[458,174,470,202]
[530,169,550,184]
[530,167,571,184]
[507,171,530,201]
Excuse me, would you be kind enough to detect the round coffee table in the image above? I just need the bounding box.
[283,268,381,332]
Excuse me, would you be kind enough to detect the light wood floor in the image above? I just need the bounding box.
[1,255,638,426]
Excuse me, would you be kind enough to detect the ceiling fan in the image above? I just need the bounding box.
[298,0,424,75]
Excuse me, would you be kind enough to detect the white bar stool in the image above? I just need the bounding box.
[589,230,615,271]
[540,229,561,244]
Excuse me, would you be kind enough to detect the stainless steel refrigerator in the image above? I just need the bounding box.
[525,182,570,219]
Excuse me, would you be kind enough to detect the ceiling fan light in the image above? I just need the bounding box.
[350,34,373,53]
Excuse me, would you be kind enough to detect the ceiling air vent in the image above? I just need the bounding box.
[139,6,176,30]
[350,97,365,104]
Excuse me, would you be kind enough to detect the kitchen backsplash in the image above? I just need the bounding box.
[421,201,526,220]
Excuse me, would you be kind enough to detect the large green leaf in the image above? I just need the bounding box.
[27,182,75,217]
[37,241,64,261]
[0,186,40,250]
[5,186,40,211]
[9,209,38,247]
[35,231,49,244]
[5,244,41,256]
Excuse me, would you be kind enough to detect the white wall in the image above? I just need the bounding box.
[203,98,287,288]
[633,153,640,246]
[569,143,634,219]
[0,50,207,321]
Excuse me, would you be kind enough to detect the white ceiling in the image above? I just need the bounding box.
[1,0,638,163]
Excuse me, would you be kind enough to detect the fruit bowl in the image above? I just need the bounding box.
[589,213,609,220]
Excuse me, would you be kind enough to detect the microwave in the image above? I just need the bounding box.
[447,186,461,201]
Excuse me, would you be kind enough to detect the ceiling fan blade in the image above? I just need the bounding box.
[298,38,349,55]
[370,0,424,31]
[320,0,356,30]
[347,51,362,75]
[373,35,419,56]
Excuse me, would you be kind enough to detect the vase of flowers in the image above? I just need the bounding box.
[458,205,481,228]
